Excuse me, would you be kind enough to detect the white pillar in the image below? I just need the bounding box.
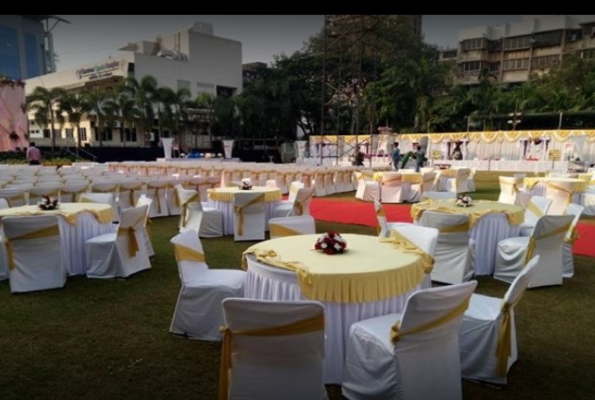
[222,140,235,159]
[161,138,173,159]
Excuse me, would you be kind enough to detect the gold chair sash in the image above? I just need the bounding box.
[525,223,571,264]
[496,300,521,377]
[3,225,60,270]
[269,223,302,238]
[293,193,313,216]
[390,296,471,344]
[234,194,265,236]
[439,221,470,233]
[117,215,145,257]
[381,231,434,274]
[173,243,205,262]
[179,192,201,228]
[546,182,573,209]
[526,201,544,217]
[218,313,324,400]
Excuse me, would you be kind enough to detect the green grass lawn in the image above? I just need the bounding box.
[0,183,594,400]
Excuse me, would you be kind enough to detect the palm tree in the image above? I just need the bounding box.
[27,86,65,151]
[123,75,159,146]
[81,86,108,147]
[103,88,139,147]
[57,91,89,154]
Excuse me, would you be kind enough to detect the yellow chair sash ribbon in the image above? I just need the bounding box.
[269,223,302,237]
[525,223,571,264]
[3,225,60,270]
[173,243,205,262]
[234,194,265,236]
[117,215,145,257]
[390,296,470,344]
[218,313,324,400]
[495,300,520,377]
[293,194,313,216]
[546,182,573,208]
[179,192,201,228]
[526,201,544,217]
[439,221,469,233]
[564,226,580,245]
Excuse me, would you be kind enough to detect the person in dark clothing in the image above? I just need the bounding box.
[353,145,365,166]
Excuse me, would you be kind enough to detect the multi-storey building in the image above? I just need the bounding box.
[0,15,66,79]
[24,20,242,148]
[443,15,595,85]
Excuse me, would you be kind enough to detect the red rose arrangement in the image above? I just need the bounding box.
[314,231,347,255]
[38,194,59,210]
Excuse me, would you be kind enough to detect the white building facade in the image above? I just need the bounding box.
[24,21,242,148]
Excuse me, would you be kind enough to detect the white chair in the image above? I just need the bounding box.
[459,256,540,386]
[498,176,520,204]
[220,298,327,400]
[562,203,585,278]
[272,186,314,218]
[85,205,151,279]
[420,191,456,201]
[169,229,246,341]
[444,168,471,194]
[0,198,9,209]
[380,172,404,204]
[518,195,553,237]
[466,167,477,192]
[59,181,89,203]
[493,214,574,288]
[28,183,61,205]
[145,179,169,218]
[582,180,595,216]
[117,180,144,211]
[233,191,266,241]
[374,200,410,238]
[271,180,305,217]
[545,180,575,215]
[354,171,380,202]
[135,195,155,257]
[177,186,224,238]
[2,215,66,293]
[418,211,475,285]
[90,181,120,217]
[408,171,436,203]
[268,215,316,239]
[0,187,29,207]
[342,281,477,400]
[389,224,439,289]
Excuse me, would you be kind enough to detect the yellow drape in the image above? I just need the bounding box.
[173,243,205,262]
[3,225,60,270]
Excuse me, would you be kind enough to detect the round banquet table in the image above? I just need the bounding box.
[411,199,524,276]
[242,233,427,384]
[206,186,282,235]
[0,203,115,276]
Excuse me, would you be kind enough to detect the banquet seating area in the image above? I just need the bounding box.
[1,160,594,400]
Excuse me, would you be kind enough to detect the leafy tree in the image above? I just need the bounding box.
[27,86,65,150]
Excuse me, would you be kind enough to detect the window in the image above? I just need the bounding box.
[489,62,500,73]
[461,61,481,73]
[488,39,502,52]
[43,129,50,138]
[0,26,21,79]
[502,58,530,71]
[122,128,137,142]
[531,55,560,69]
[503,35,532,50]
[24,33,39,78]
[65,128,74,139]
[177,79,190,91]
[533,31,563,48]
[461,38,486,51]
[80,127,87,142]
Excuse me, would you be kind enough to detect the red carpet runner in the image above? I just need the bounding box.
[310,198,595,258]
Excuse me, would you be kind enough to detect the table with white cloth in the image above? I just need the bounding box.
[242,233,428,384]
[0,203,114,276]
[523,177,588,204]
[206,186,282,235]
[411,199,524,276]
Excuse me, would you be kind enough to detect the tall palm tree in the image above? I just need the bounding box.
[123,75,159,146]
[81,86,108,147]
[103,88,139,147]
[57,91,89,154]
[27,86,65,150]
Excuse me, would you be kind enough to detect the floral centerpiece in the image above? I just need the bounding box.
[38,195,59,210]
[314,231,347,255]
[455,195,473,207]
[240,179,252,190]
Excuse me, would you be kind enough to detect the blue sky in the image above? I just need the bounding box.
[51,15,524,71]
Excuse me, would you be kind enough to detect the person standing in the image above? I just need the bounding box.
[26,142,41,165]
[413,144,425,172]
[352,145,365,167]
[391,142,401,171]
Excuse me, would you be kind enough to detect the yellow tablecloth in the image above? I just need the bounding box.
[207,186,282,202]
[243,233,425,303]
[373,171,423,184]
[0,203,114,225]
[411,200,524,228]
[524,177,588,192]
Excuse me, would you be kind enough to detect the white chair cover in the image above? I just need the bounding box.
[374,200,410,238]
[466,168,477,192]
[85,205,151,279]
[498,176,520,204]
[390,224,439,289]
[59,181,90,203]
[545,180,575,215]
[135,196,155,257]
[91,181,120,217]
[582,182,595,216]
[354,171,379,202]
[178,186,224,238]
[169,229,246,341]
[268,215,316,239]
[220,298,328,400]
[3,215,66,293]
[272,186,314,218]
[493,214,574,288]
[29,183,61,205]
[518,195,553,236]
[380,172,404,204]
[233,191,266,241]
[442,168,470,194]
[0,187,29,207]
[408,171,436,203]
[562,203,584,278]
[117,180,144,211]
[271,181,305,218]
[418,211,475,285]
[342,281,477,400]
[145,180,169,218]
[459,256,539,385]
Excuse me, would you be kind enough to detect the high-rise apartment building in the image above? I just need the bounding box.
[442,15,595,85]
[0,15,66,79]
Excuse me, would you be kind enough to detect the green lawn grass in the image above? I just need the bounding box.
[0,183,593,400]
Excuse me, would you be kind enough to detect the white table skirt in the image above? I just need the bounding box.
[470,213,520,276]
[58,213,114,276]
[207,200,280,235]
[244,256,419,384]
